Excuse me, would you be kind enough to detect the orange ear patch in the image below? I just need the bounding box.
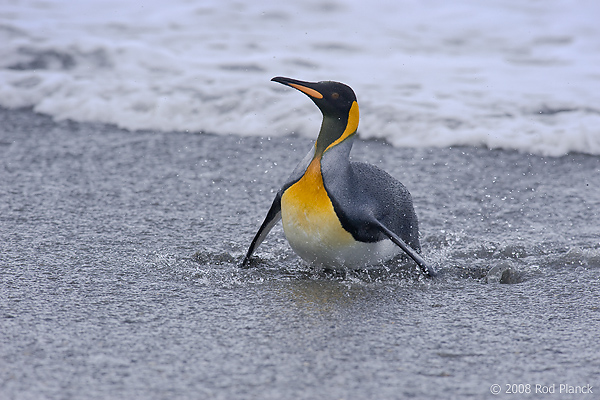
[325,101,359,152]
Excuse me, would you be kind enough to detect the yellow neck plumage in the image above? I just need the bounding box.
[324,101,359,153]
[280,100,360,249]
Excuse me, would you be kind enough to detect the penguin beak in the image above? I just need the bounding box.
[271,77,324,99]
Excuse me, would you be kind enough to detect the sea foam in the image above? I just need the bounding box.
[1,0,599,156]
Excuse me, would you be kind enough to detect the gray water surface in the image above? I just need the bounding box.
[1,108,599,399]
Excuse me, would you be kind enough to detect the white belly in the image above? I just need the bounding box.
[284,227,401,268]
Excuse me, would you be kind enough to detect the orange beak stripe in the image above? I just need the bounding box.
[288,83,324,99]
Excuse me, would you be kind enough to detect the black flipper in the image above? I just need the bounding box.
[375,222,436,277]
[241,194,282,267]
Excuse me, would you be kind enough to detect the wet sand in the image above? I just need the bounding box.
[1,107,599,399]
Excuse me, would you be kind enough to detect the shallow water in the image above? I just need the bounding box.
[1,107,600,399]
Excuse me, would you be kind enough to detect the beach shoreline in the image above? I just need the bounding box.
[1,106,599,399]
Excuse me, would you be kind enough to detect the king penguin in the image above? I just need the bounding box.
[242,77,435,277]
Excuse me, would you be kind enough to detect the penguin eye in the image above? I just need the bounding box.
[331,92,339,100]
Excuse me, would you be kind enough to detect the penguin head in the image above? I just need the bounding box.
[272,76,359,153]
